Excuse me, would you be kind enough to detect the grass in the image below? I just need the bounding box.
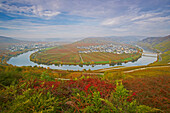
[153,51,170,65]
[95,65,147,73]
[123,66,170,78]
[94,61,110,64]
[44,46,58,51]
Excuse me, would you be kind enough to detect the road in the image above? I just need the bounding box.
[54,65,169,80]
[82,72,104,76]
[124,65,170,73]
[79,54,84,63]
[158,53,162,61]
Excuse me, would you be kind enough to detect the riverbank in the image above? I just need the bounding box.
[29,44,143,66]
[0,48,36,65]
[30,50,142,66]
[7,49,157,71]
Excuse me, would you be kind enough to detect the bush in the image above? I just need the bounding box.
[123,75,169,112]
[100,80,162,112]
[40,71,55,81]
[1,86,60,112]
[65,80,162,113]
[0,71,22,86]
[0,75,163,112]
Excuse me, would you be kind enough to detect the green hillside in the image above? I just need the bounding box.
[138,35,170,65]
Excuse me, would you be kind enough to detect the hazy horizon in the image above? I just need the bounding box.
[0,0,170,39]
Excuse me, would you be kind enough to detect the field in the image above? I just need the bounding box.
[81,52,140,64]
[31,45,81,64]
[30,42,141,65]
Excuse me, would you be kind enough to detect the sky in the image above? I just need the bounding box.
[0,0,170,40]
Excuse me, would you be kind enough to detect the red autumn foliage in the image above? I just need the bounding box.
[123,75,170,112]
[127,92,137,102]
[63,78,116,98]
[20,78,116,99]
[19,78,60,95]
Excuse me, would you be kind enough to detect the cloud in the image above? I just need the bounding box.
[0,0,170,38]
[101,8,170,29]
[31,5,61,18]
[0,0,138,18]
[0,0,61,18]
[0,19,111,38]
[101,17,122,26]
[131,13,160,21]
[112,28,128,32]
[42,11,60,17]
[147,16,170,22]
[101,15,133,26]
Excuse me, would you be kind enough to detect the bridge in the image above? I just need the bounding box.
[142,52,157,58]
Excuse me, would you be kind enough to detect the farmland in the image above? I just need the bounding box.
[30,39,141,65]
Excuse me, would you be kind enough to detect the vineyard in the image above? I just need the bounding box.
[30,42,141,65]
[0,65,169,112]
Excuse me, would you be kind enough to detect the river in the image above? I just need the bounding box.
[7,49,157,71]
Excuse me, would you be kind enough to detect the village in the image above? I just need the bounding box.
[7,42,58,52]
[77,44,138,54]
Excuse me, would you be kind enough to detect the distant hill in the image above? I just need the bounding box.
[0,36,21,43]
[97,36,146,44]
[74,37,116,44]
[12,36,145,43]
[73,36,146,46]
[137,35,170,52]
[84,36,146,44]
[138,35,170,65]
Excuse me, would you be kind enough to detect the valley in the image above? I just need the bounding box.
[0,1,169,112]
[0,35,169,113]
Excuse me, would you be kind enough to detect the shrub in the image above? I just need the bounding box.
[100,80,162,112]
[0,71,22,86]
[40,71,55,81]
[0,74,164,112]
[123,75,169,112]
[3,88,58,113]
